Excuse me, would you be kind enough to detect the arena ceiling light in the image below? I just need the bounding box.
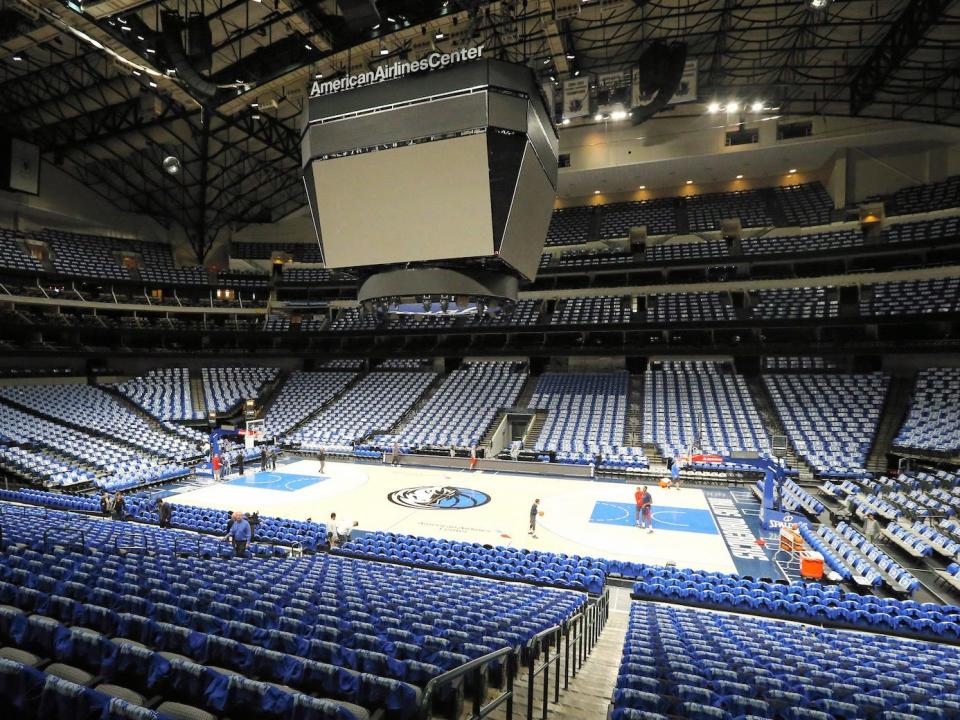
[162,156,181,175]
[751,101,764,113]
[707,102,720,114]
[686,179,693,185]
[736,174,743,179]
[610,110,628,121]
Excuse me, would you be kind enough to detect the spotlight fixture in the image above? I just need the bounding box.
[435,31,444,40]
[542,58,550,65]
[379,46,389,55]
[638,185,646,190]
[750,101,764,113]
[561,118,570,125]
[727,101,739,113]
[685,180,693,185]
[594,190,601,195]
[736,174,743,179]
[162,156,181,175]
[707,101,720,114]
[610,110,628,121]
[788,168,797,173]
[808,0,830,8]
[594,113,604,121]
[566,53,575,60]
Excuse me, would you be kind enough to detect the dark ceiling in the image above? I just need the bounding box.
[1,0,958,258]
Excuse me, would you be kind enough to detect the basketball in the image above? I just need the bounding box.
[539,510,545,517]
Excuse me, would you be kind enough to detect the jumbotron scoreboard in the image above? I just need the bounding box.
[301,52,558,311]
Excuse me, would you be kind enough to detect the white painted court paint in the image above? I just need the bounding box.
[168,459,738,573]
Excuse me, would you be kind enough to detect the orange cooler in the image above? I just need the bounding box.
[799,551,824,579]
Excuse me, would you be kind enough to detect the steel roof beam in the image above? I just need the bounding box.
[849,0,953,116]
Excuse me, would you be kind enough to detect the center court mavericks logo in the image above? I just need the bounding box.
[388,486,490,510]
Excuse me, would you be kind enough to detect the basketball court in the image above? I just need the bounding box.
[165,457,785,578]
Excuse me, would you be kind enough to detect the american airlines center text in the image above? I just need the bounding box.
[309,46,484,97]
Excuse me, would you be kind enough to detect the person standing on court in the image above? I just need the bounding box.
[639,485,654,533]
[260,446,267,472]
[634,486,644,527]
[391,441,400,466]
[224,452,233,478]
[529,498,540,538]
[236,451,244,476]
[318,447,326,474]
[224,511,251,557]
[212,453,221,482]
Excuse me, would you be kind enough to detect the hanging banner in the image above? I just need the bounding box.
[562,77,590,120]
[596,70,632,116]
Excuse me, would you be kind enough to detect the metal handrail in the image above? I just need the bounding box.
[526,624,562,720]
[417,644,517,720]
[415,588,610,720]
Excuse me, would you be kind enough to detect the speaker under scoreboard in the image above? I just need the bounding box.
[0,137,40,195]
[301,56,559,306]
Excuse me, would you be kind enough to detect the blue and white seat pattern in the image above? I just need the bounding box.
[114,368,201,421]
[860,277,960,316]
[290,371,435,451]
[0,403,187,491]
[643,361,769,459]
[763,373,888,476]
[529,372,645,467]
[383,362,525,449]
[201,367,279,414]
[0,506,586,720]
[611,601,960,720]
[896,367,960,453]
[0,384,198,461]
[264,371,355,440]
[749,286,838,320]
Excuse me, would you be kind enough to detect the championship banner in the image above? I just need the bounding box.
[596,70,632,116]
[632,59,699,107]
[562,77,590,120]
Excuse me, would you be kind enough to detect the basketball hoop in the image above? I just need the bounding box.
[244,419,265,449]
